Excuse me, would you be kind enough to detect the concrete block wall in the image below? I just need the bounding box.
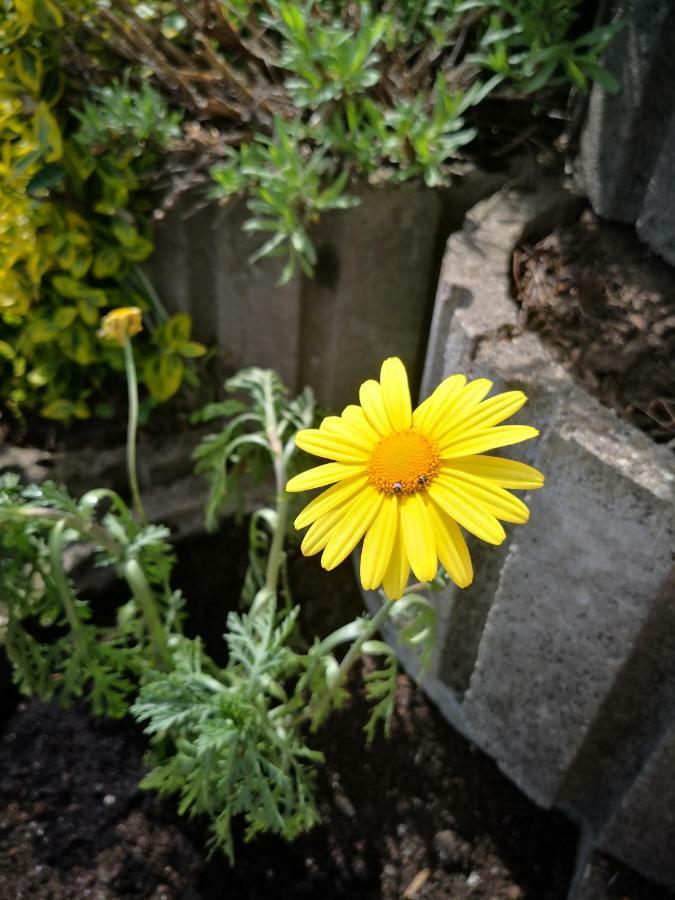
[579,0,675,265]
[364,181,675,888]
[146,172,505,410]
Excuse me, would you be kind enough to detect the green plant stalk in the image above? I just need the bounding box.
[6,505,123,557]
[264,491,289,596]
[263,372,288,597]
[303,597,393,728]
[123,337,146,523]
[245,373,291,692]
[48,520,86,648]
[124,557,170,670]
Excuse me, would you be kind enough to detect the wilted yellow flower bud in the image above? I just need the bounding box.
[98,307,143,346]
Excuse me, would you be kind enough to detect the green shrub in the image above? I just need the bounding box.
[0,2,203,421]
[58,0,618,282]
[0,0,619,418]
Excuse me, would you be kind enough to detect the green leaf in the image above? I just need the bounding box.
[41,398,79,420]
[14,47,43,93]
[163,313,191,347]
[111,219,141,248]
[93,247,124,279]
[70,249,92,279]
[77,297,101,326]
[563,58,587,91]
[144,355,185,401]
[179,341,207,359]
[574,24,622,49]
[122,235,154,262]
[53,306,78,329]
[52,275,84,299]
[33,102,63,163]
[26,163,64,195]
[59,321,95,365]
[583,61,620,94]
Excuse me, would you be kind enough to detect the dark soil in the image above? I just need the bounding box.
[1,542,672,899]
[513,209,675,446]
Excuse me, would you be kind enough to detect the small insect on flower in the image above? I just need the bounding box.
[287,357,545,600]
[98,307,143,346]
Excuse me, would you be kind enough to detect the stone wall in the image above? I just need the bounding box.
[579,0,675,264]
[146,173,505,410]
[363,181,675,889]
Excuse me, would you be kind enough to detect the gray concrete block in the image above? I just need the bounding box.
[148,197,302,390]
[417,182,584,696]
[420,182,584,394]
[298,180,447,411]
[637,110,675,265]
[600,701,675,888]
[388,177,675,886]
[461,399,675,807]
[149,170,506,410]
[578,1,675,263]
[557,569,675,837]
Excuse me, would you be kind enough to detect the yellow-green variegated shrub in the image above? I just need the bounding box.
[0,0,204,421]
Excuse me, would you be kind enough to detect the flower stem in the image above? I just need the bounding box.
[49,520,85,648]
[300,597,394,728]
[11,506,123,557]
[124,558,170,670]
[262,372,288,597]
[264,491,288,596]
[123,338,146,524]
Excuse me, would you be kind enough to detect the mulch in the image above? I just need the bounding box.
[513,209,675,446]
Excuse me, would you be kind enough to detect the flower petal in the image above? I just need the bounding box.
[360,493,398,591]
[301,505,349,556]
[429,377,493,442]
[296,428,369,464]
[439,391,527,443]
[426,501,473,588]
[428,477,506,545]
[359,379,393,436]
[399,492,438,584]
[439,425,539,459]
[321,486,383,571]
[319,415,374,453]
[286,462,363,493]
[412,374,467,436]
[341,404,380,443]
[380,357,412,431]
[438,470,529,524]
[444,455,544,489]
[294,475,368,530]
[382,518,410,600]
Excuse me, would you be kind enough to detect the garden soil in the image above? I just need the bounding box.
[0,531,672,900]
[513,209,675,446]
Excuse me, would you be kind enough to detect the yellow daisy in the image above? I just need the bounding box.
[287,357,544,600]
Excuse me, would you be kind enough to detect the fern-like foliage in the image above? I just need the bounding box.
[193,368,314,530]
[133,631,322,861]
[0,474,179,717]
[193,367,315,530]
[0,366,444,865]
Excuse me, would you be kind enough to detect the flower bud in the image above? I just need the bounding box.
[98,307,143,345]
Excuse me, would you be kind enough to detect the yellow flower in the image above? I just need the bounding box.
[287,357,544,600]
[98,307,143,345]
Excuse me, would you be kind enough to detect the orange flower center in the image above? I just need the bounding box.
[367,431,440,495]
